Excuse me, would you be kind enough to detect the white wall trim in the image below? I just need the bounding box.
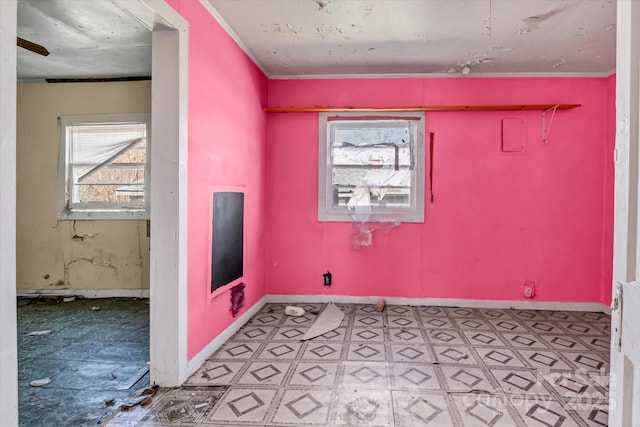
[186,296,267,377]
[181,293,609,376]
[0,1,19,425]
[265,294,610,313]
[268,71,615,80]
[198,0,269,77]
[17,289,150,299]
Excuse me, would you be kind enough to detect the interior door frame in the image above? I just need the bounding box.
[0,1,189,424]
[110,0,190,387]
[0,1,19,425]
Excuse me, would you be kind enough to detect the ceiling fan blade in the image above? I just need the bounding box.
[17,37,49,57]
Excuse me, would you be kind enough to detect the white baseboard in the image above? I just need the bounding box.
[17,289,150,299]
[186,296,267,378]
[265,294,610,313]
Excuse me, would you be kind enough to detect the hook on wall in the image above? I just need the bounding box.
[542,104,559,144]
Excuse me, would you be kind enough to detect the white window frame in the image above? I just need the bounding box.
[57,113,151,220]
[318,111,425,223]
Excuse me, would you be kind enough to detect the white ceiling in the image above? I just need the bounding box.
[17,0,151,81]
[16,0,616,81]
[204,0,616,77]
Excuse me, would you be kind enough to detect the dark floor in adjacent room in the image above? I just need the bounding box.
[105,303,610,427]
[17,297,150,427]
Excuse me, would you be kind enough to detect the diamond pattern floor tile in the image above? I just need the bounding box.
[351,327,385,342]
[236,361,291,386]
[257,342,303,360]
[428,329,466,345]
[389,328,426,343]
[339,362,390,389]
[106,303,612,427]
[476,348,526,368]
[433,345,478,365]
[390,364,440,390]
[302,342,344,361]
[347,343,387,361]
[510,396,581,427]
[185,361,245,386]
[451,394,519,427]
[515,349,574,371]
[206,388,277,424]
[387,316,420,328]
[390,344,433,363]
[440,365,496,393]
[288,362,338,387]
[392,391,455,426]
[490,368,553,396]
[270,389,332,425]
[333,389,393,426]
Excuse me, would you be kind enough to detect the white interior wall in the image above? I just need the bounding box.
[16,81,151,295]
[0,0,19,424]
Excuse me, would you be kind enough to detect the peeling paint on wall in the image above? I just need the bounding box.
[16,81,151,292]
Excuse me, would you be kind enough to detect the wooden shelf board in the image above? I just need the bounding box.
[264,104,581,113]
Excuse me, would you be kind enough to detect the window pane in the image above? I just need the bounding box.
[332,146,411,166]
[331,124,413,210]
[332,167,412,208]
[318,112,424,223]
[334,127,410,146]
[77,183,144,204]
[69,122,147,205]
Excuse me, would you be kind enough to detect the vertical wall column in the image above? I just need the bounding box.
[0,0,19,425]
[150,25,189,386]
[611,0,640,425]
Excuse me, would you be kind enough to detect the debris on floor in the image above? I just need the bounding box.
[132,303,612,427]
[375,298,386,312]
[118,395,153,411]
[134,384,159,398]
[92,306,101,311]
[301,301,344,340]
[285,305,305,316]
[118,385,159,411]
[27,330,52,336]
[18,297,150,427]
[29,378,51,387]
[62,296,76,303]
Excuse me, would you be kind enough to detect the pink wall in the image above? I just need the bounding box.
[167,0,268,359]
[266,78,614,304]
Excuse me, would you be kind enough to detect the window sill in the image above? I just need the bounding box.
[319,211,424,223]
[57,209,149,221]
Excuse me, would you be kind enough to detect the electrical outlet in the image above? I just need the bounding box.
[323,271,332,286]
[523,281,536,298]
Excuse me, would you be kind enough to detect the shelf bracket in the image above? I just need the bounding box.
[542,104,559,144]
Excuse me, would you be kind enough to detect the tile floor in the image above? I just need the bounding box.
[106,303,611,426]
[17,297,150,426]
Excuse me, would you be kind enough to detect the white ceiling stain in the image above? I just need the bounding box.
[205,0,616,77]
[16,0,616,80]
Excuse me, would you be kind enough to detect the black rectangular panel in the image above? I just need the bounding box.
[211,192,244,293]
